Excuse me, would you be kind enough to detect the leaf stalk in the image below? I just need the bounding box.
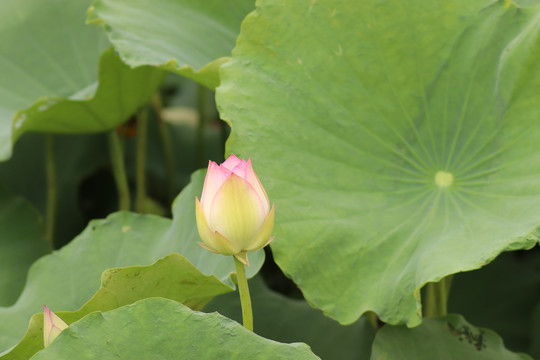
[152,94,176,203]
[424,275,453,318]
[45,134,56,247]
[136,108,148,213]
[108,130,130,211]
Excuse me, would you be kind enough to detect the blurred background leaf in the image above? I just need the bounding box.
[448,248,540,356]
[371,315,531,360]
[205,276,375,360]
[0,0,164,161]
[0,74,225,247]
[0,186,49,306]
[87,0,255,89]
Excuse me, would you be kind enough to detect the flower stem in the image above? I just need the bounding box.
[108,130,130,211]
[152,94,175,203]
[136,108,148,213]
[234,254,253,331]
[196,84,207,168]
[364,311,380,330]
[45,134,56,248]
[424,275,453,318]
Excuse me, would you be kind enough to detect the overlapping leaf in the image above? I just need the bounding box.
[205,276,375,359]
[216,0,540,325]
[449,249,540,354]
[0,0,164,161]
[32,298,319,359]
[87,0,255,89]
[371,315,531,360]
[0,170,264,355]
[4,254,232,360]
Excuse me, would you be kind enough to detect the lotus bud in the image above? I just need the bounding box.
[43,305,68,347]
[195,154,275,265]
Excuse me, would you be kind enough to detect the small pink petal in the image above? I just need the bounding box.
[201,161,216,204]
[43,305,68,347]
[230,160,248,179]
[245,159,270,213]
[222,154,241,171]
[201,161,230,212]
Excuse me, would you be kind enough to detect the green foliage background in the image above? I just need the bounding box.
[0,0,539,359]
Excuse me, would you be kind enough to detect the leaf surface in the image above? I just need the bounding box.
[31,298,319,360]
[217,0,540,325]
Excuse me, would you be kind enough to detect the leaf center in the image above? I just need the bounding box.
[435,171,453,188]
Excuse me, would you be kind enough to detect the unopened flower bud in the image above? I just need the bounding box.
[195,154,275,265]
[43,305,68,347]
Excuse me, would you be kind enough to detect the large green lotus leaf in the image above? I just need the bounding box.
[448,249,540,353]
[0,186,49,306]
[0,170,264,355]
[4,253,232,360]
[370,314,531,360]
[205,276,375,360]
[31,298,319,360]
[0,0,165,161]
[217,0,540,325]
[87,0,255,89]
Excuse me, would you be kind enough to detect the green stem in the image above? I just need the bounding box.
[108,130,130,211]
[152,94,175,202]
[45,135,56,248]
[234,254,253,331]
[424,275,453,318]
[136,108,148,213]
[196,84,206,168]
[364,311,380,330]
